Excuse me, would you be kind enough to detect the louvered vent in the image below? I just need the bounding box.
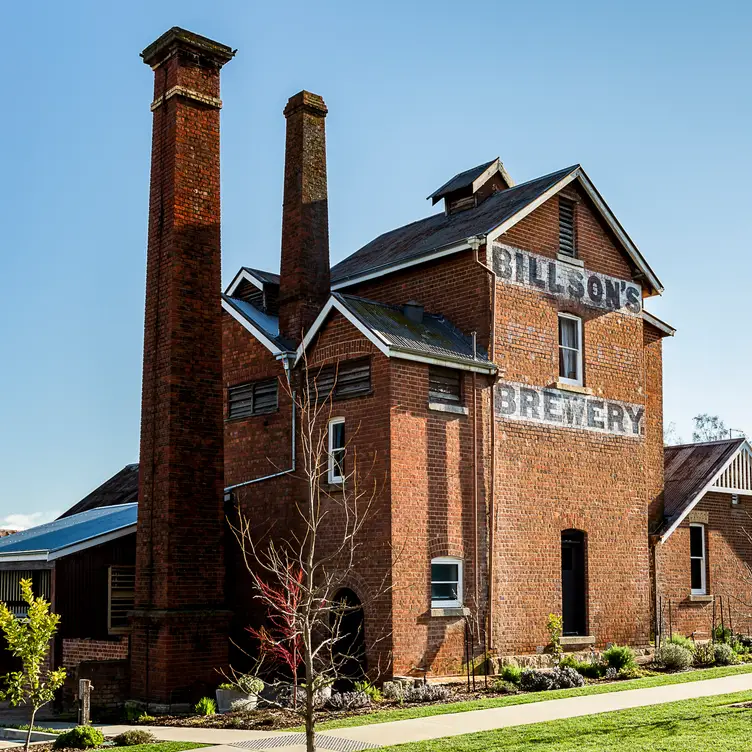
[559,198,576,258]
[713,447,752,494]
[309,358,371,401]
[108,566,135,634]
[429,366,461,404]
[234,279,265,309]
[0,570,51,617]
[228,379,279,419]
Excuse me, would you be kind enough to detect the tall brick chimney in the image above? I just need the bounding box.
[131,27,234,709]
[278,91,331,343]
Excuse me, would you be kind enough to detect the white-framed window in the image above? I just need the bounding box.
[430,557,463,608]
[558,313,583,386]
[690,523,707,595]
[328,417,346,484]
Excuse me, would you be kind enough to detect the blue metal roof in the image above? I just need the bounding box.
[0,504,137,559]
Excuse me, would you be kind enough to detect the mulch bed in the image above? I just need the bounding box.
[139,686,500,731]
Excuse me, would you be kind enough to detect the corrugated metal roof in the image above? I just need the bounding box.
[427,159,498,201]
[663,439,745,526]
[60,464,139,518]
[0,504,137,558]
[222,294,294,352]
[336,293,492,368]
[331,165,578,284]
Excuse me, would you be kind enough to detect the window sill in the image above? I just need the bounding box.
[556,253,584,268]
[553,381,593,396]
[431,606,469,618]
[689,594,713,603]
[560,635,596,647]
[428,402,469,416]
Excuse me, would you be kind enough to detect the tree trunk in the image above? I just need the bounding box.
[25,707,36,752]
[305,631,315,752]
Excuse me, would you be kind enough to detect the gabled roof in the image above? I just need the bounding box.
[0,504,137,563]
[60,464,139,519]
[660,439,747,540]
[241,267,280,287]
[427,158,514,204]
[297,293,495,374]
[332,164,663,296]
[222,294,294,355]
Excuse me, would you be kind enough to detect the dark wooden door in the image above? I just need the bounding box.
[561,530,586,636]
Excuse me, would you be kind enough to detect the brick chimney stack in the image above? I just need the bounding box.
[131,27,234,709]
[278,91,331,343]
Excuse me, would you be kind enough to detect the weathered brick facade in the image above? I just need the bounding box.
[657,493,752,639]
[131,28,234,706]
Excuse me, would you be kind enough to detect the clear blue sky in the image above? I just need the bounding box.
[1,0,750,527]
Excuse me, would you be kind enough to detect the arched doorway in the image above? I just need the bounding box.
[331,588,367,690]
[561,530,587,636]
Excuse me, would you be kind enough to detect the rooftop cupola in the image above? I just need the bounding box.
[427,157,514,215]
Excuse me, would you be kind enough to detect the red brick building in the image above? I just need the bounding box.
[655,439,752,641]
[14,24,752,709]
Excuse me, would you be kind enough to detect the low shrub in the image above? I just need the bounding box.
[402,683,451,703]
[491,679,519,694]
[381,681,403,701]
[714,626,733,644]
[236,674,264,695]
[53,727,105,750]
[113,730,156,746]
[655,643,693,670]
[500,664,522,685]
[714,642,737,666]
[737,634,752,650]
[693,641,715,666]
[327,690,371,711]
[354,681,382,702]
[549,666,585,689]
[602,644,636,670]
[617,665,642,680]
[520,668,553,692]
[557,654,605,679]
[194,696,217,716]
[667,635,696,653]
[605,667,618,680]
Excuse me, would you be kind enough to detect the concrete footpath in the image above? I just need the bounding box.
[96,671,752,751]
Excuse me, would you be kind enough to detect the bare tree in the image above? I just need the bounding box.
[664,421,683,446]
[229,357,390,752]
[692,414,729,443]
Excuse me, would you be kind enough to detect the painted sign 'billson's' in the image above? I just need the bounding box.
[492,244,642,315]
[495,381,645,438]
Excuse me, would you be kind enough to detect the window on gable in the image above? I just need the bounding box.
[431,557,463,609]
[558,313,583,386]
[310,358,371,402]
[690,524,707,595]
[228,379,278,419]
[108,565,135,634]
[559,197,576,258]
[328,417,346,484]
[429,366,462,405]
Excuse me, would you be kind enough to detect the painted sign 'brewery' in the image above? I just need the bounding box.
[495,381,645,438]
[492,244,642,315]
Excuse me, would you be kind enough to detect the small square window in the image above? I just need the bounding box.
[328,418,346,484]
[430,557,463,608]
[429,366,461,405]
[558,314,583,386]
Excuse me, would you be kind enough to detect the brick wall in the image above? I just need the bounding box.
[62,638,129,669]
[657,492,752,639]
[490,189,656,653]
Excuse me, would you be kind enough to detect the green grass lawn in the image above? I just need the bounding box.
[379,690,752,751]
[312,664,752,731]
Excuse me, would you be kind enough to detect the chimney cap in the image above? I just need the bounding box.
[141,27,235,68]
[403,301,424,324]
[284,90,328,119]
